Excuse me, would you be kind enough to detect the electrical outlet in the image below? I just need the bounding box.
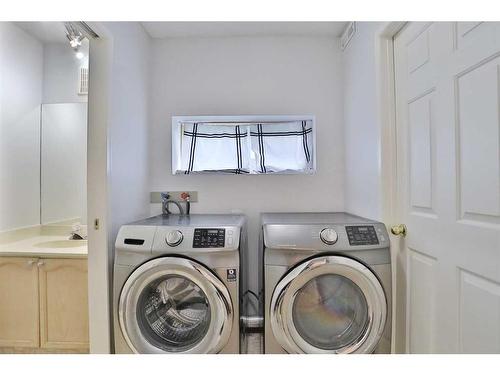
[150,191,198,203]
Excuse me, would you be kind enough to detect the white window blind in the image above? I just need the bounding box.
[172,116,315,175]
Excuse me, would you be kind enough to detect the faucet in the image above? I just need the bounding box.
[161,192,185,216]
[69,224,87,240]
[161,192,192,216]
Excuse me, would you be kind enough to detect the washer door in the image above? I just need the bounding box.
[119,257,233,353]
[270,255,387,354]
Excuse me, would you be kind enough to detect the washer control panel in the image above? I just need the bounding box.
[193,228,225,248]
[346,225,379,246]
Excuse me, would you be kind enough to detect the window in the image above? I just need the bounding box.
[171,116,316,175]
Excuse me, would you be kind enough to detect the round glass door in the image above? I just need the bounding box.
[136,275,211,352]
[119,257,233,354]
[292,274,369,350]
[270,256,387,354]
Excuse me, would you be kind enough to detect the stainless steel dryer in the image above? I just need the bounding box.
[262,213,391,354]
[113,214,246,354]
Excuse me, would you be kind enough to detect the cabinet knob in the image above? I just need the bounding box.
[27,260,36,266]
[37,261,45,267]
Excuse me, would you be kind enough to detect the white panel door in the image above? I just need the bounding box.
[394,22,500,353]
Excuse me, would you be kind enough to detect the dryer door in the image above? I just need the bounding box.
[270,255,387,353]
[119,257,233,353]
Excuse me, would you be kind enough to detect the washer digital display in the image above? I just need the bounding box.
[346,226,379,246]
[193,228,225,248]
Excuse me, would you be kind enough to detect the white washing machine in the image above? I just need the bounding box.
[113,214,246,354]
[262,213,392,354]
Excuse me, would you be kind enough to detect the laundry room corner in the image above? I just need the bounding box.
[341,21,406,353]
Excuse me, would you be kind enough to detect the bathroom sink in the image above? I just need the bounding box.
[34,240,87,249]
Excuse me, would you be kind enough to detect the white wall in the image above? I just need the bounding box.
[149,36,345,292]
[342,22,385,220]
[106,22,151,245]
[87,22,151,353]
[43,41,89,104]
[0,22,43,231]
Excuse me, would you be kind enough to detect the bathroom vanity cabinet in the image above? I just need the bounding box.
[0,256,89,353]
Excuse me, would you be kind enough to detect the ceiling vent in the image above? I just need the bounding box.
[78,67,89,96]
[340,22,356,51]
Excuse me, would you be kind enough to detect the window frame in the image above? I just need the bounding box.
[171,115,317,175]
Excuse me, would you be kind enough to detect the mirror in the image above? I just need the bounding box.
[172,116,316,175]
[0,22,89,232]
[38,35,89,226]
[41,103,87,225]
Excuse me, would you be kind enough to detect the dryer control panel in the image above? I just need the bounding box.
[346,225,379,246]
[193,228,225,248]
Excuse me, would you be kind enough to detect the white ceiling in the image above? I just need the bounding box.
[141,22,348,38]
[15,22,68,44]
[14,22,349,43]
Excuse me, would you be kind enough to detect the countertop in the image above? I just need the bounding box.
[0,225,87,258]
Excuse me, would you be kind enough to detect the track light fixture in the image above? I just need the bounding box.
[64,22,84,52]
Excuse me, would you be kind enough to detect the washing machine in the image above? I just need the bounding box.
[113,214,246,354]
[262,212,391,354]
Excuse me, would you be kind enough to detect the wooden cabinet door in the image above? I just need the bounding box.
[0,257,39,348]
[38,258,89,350]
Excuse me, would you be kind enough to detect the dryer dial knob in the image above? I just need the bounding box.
[166,230,183,247]
[320,228,338,245]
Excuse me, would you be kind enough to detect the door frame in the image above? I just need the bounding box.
[375,21,408,353]
[86,22,113,354]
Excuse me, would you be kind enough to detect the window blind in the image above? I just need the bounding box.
[178,120,313,174]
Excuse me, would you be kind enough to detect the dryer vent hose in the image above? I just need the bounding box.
[240,316,264,333]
